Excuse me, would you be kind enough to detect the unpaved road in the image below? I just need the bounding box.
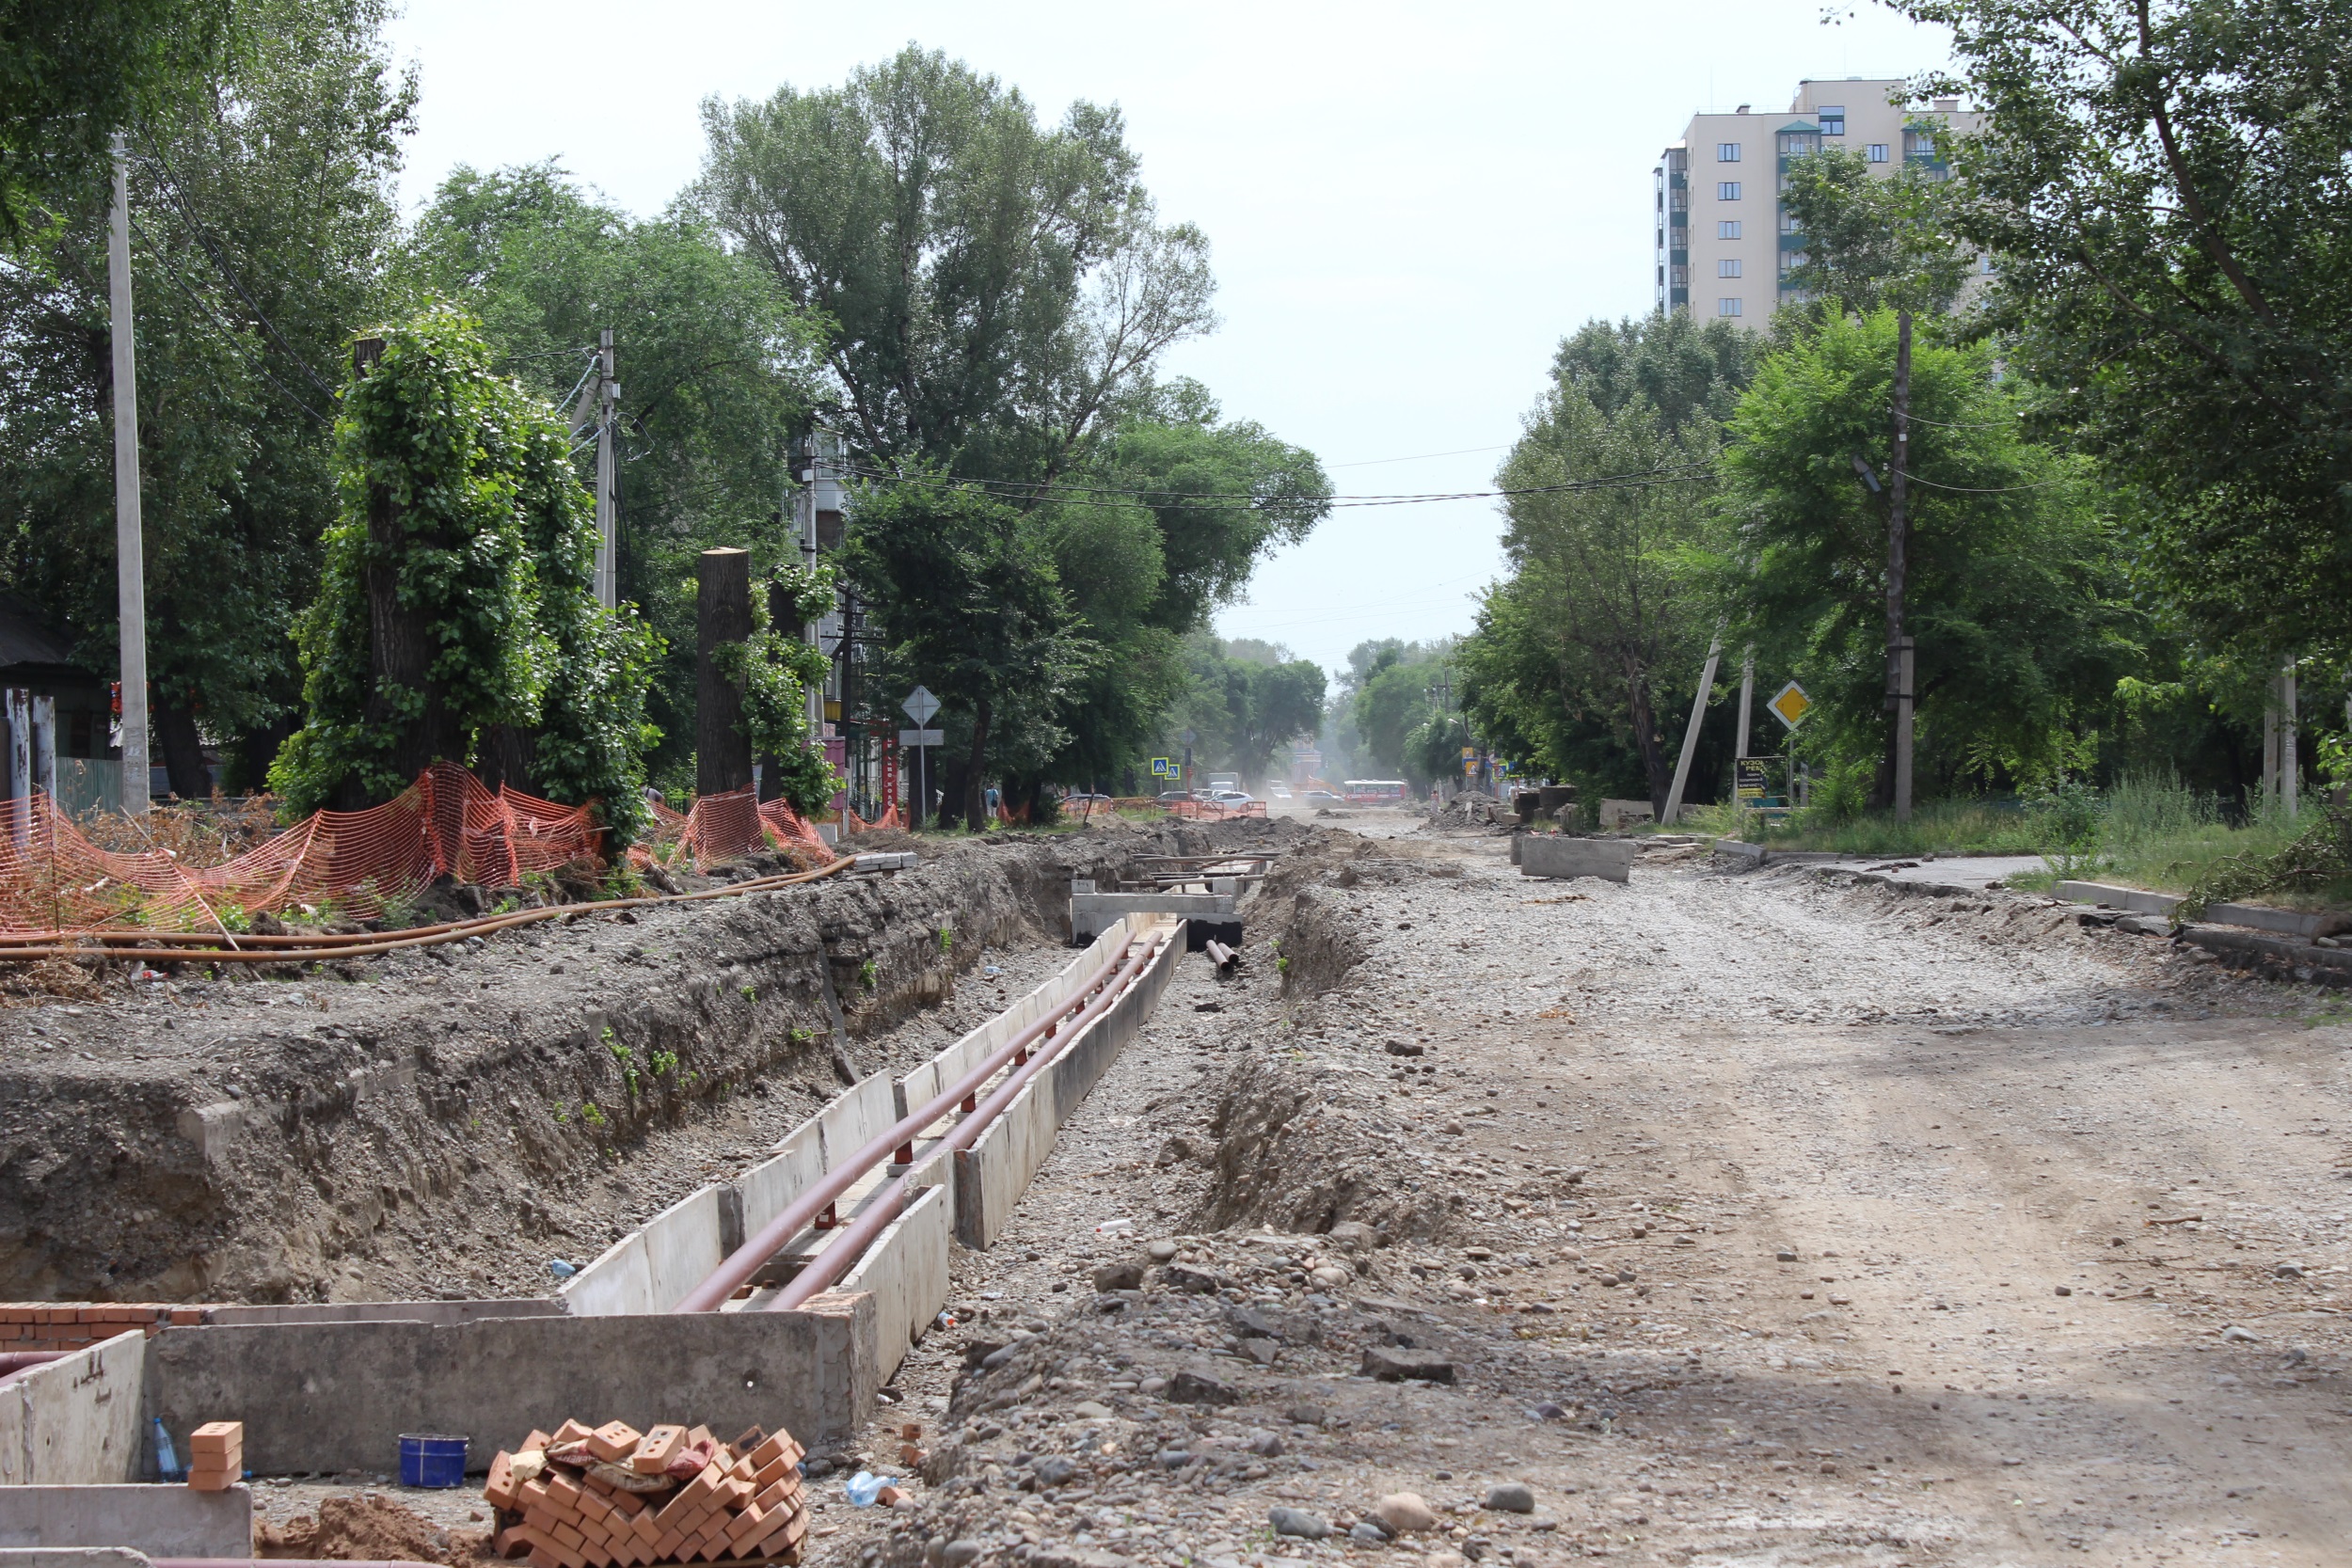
[815,824,2352,1568]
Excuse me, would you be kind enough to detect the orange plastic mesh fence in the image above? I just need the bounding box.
[0,763,599,936]
[644,788,831,869]
[845,802,902,833]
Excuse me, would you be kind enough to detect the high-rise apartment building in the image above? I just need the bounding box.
[1653,80,1983,325]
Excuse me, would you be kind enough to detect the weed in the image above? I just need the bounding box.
[938,924,954,953]
[580,1101,607,1127]
[859,958,877,989]
[553,1102,570,1125]
[650,1050,679,1077]
[740,984,756,1002]
[787,1027,814,1045]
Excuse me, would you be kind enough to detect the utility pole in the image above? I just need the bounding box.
[594,330,617,608]
[1734,647,1755,825]
[2280,658,2299,821]
[108,137,151,816]
[1886,309,1915,823]
[1663,627,1725,825]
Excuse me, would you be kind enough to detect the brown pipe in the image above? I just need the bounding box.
[674,938,1150,1313]
[0,859,854,964]
[763,933,1171,1312]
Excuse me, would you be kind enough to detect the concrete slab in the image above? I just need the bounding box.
[0,1549,153,1568]
[1070,893,1232,944]
[145,1299,876,1473]
[897,921,1129,1117]
[2054,879,2352,939]
[0,1333,146,1485]
[202,1300,558,1327]
[560,1184,728,1317]
[1519,837,1636,882]
[0,1486,249,1556]
[835,1180,951,1381]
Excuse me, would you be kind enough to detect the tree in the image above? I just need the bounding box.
[0,0,233,238]
[1176,636,1326,788]
[1350,643,1453,783]
[1777,142,1977,319]
[271,307,659,843]
[839,476,1091,829]
[0,0,414,791]
[1550,311,1757,431]
[398,161,825,794]
[1893,0,2352,661]
[1708,309,2137,796]
[692,45,1214,481]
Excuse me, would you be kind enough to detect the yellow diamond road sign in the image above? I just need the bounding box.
[1767,680,1811,728]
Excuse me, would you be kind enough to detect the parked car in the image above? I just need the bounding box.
[1299,788,1342,804]
[1156,789,1195,804]
[1269,784,1293,799]
[1209,789,1255,806]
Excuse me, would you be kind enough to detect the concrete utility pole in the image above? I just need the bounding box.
[1886,309,1915,823]
[594,330,617,608]
[107,137,151,815]
[1663,627,1725,825]
[2280,659,2298,821]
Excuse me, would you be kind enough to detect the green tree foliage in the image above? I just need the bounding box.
[1176,636,1327,789]
[0,0,232,238]
[0,0,413,791]
[693,45,1215,480]
[1708,309,2138,793]
[271,307,658,841]
[839,476,1091,828]
[709,561,837,815]
[1893,0,2352,661]
[1455,313,1756,809]
[398,161,824,790]
[1348,641,1454,783]
[1777,141,1977,318]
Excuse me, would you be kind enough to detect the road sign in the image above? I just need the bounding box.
[901,686,940,725]
[1150,756,1175,778]
[1180,728,1197,747]
[899,729,942,747]
[1767,681,1811,729]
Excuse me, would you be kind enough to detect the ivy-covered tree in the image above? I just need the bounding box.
[270,307,659,844]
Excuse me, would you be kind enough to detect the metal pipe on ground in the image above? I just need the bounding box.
[673,936,1152,1313]
[761,932,1173,1313]
[1203,939,1237,971]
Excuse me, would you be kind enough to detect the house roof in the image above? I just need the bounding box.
[0,590,94,680]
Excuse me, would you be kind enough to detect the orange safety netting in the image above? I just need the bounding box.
[1165,799,1268,821]
[0,762,600,936]
[644,788,832,869]
[845,802,903,833]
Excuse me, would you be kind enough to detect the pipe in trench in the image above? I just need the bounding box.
[672,936,1149,1313]
[761,932,1170,1313]
[156,1560,443,1568]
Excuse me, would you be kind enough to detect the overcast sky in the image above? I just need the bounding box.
[381,0,1954,676]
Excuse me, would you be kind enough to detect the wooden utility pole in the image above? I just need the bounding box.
[107,137,150,816]
[697,547,755,796]
[1886,309,1915,823]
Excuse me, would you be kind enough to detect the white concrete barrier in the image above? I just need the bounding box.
[1519,836,1637,882]
[0,1333,146,1485]
[0,1487,249,1556]
[836,1180,952,1378]
[895,920,1131,1117]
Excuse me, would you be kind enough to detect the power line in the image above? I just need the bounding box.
[837,460,1714,512]
[122,211,333,426]
[1895,467,2074,493]
[1326,443,1513,468]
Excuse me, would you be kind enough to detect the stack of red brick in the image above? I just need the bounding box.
[189,1421,243,1491]
[0,1303,214,1352]
[485,1419,808,1568]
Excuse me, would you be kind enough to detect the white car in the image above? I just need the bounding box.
[1209,789,1255,806]
[1269,784,1293,799]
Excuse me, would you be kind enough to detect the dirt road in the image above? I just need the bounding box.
[819,823,2352,1568]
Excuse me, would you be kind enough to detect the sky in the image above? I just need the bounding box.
[380,0,1955,678]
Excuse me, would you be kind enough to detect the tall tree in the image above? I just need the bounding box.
[691,45,1214,481]
[838,476,1091,829]
[0,0,233,238]
[1708,309,2137,795]
[1894,0,2352,661]
[1777,141,1977,318]
[0,0,414,791]
[398,161,824,793]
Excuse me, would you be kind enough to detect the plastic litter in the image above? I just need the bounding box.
[1094,1217,1135,1235]
[844,1471,883,1507]
[152,1417,184,1482]
[548,1259,580,1280]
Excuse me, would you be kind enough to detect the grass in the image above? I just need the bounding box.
[1682,770,2352,909]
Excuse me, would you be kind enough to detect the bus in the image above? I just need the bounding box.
[1343,779,1406,804]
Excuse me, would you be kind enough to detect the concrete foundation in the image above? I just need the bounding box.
[1518,836,1636,882]
[1070,892,1232,945]
[0,1488,249,1557]
[144,1294,874,1475]
[0,1334,146,1485]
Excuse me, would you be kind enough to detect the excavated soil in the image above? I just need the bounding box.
[782,823,2352,1568]
[0,817,1311,1303]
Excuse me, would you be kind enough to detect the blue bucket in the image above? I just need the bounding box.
[398,1433,469,1488]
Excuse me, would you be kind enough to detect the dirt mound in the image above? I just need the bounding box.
[1427,788,1512,829]
[258,1492,489,1563]
[0,957,105,1006]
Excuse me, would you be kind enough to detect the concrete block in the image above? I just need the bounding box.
[1518,836,1636,882]
[898,923,1132,1116]
[852,851,915,872]
[145,1301,877,1474]
[0,1550,153,1568]
[1597,799,1653,830]
[2056,879,2181,918]
[1711,838,1765,863]
[1070,893,1232,944]
[836,1181,951,1382]
[0,1333,146,1485]
[0,1488,248,1556]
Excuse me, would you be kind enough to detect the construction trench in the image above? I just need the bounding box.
[8,809,2352,1567]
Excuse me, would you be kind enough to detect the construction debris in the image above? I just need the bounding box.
[485,1419,808,1568]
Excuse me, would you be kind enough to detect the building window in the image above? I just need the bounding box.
[1719,258,1742,277]
[1716,141,1742,162]
[1982,253,1997,274]
[1718,297,1743,318]
[1717,181,1742,200]
[1867,143,1889,163]
[1779,209,1802,232]
[1818,106,1846,135]
[1670,265,1689,288]
[1777,130,1820,156]
[1717,220,1741,239]
[1904,128,1937,159]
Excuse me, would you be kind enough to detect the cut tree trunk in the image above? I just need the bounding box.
[696,547,755,797]
[151,693,210,800]
[962,698,992,831]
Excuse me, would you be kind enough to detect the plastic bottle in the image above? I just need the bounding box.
[844,1471,882,1507]
[152,1417,184,1482]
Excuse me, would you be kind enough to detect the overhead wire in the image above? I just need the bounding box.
[122,211,334,426]
[835,460,1716,512]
